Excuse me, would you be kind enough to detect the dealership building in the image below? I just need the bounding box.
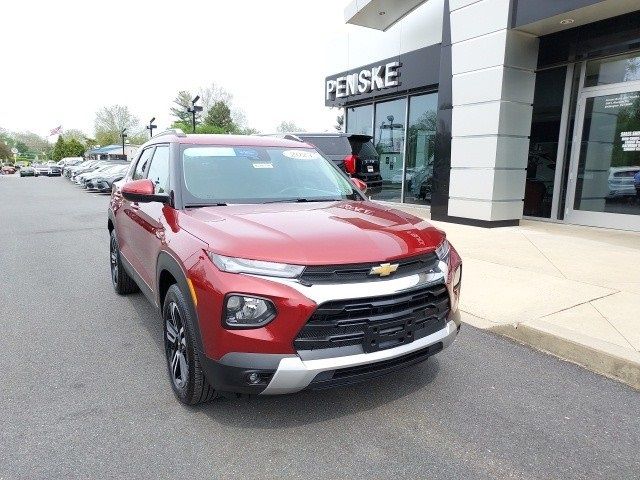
[325,0,640,231]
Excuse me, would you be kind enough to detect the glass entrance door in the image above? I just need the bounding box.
[565,82,640,230]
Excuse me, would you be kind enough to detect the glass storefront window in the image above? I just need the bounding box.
[574,91,640,216]
[585,52,640,87]
[372,98,406,202]
[404,93,438,205]
[346,104,373,136]
[525,67,567,218]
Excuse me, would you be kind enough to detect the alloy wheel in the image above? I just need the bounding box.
[165,302,189,390]
[110,235,119,285]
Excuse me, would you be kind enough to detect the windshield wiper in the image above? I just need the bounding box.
[263,198,342,204]
[185,202,228,208]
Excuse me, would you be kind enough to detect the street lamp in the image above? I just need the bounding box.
[146,117,157,138]
[121,128,127,156]
[187,95,203,133]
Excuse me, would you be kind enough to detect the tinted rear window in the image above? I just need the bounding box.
[349,139,378,159]
[299,136,351,156]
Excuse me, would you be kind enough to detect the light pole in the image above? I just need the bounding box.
[146,117,157,138]
[121,128,127,156]
[187,95,203,133]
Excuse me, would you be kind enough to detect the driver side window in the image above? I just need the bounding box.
[132,147,154,180]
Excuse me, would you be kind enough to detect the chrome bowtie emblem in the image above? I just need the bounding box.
[369,263,399,277]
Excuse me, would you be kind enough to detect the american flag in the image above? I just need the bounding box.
[49,126,63,136]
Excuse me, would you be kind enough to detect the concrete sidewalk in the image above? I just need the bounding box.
[393,204,640,389]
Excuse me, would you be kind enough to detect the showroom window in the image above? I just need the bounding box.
[345,91,439,204]
[404,93,438,205]
[372,98,406,202]
[346,104,373,136]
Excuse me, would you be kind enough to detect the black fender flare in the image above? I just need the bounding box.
[156,251,205,353]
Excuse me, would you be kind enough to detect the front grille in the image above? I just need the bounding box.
[294,284,450,353]
[300,253,439,285]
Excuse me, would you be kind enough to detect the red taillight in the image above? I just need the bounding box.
[343,154,357,174]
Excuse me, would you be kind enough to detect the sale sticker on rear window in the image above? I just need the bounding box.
[282,150,321,160]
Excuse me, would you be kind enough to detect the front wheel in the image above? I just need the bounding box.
[163,284,217,405]
[109,230,139,295]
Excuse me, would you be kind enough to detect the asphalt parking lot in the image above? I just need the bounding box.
[1,176,639,479]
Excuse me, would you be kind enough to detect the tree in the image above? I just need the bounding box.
[94,105,145,146]
[14,132,50,157]
[170,83,250,132]
[65,139,86,158]
[276,121,305,133]
[204,101,237,133]
[0,141,11,160]
[51,137,67,161]
[170,90,194,125]
[171,121,225,135]
[62,129,88,144]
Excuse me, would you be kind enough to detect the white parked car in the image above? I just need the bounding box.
[608,166,640,198]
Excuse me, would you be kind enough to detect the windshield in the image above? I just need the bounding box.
[181,145,360,205]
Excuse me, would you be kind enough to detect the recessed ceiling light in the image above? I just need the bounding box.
[379,11,386,15]
[560,18,575,25]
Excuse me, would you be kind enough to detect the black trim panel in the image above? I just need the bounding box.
[325,44,441,107]
[431,0,453,221]
[156,251,205,353]
[512,0,606,28]
[432,215,520,228]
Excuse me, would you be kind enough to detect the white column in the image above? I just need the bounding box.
[448,0,539,221]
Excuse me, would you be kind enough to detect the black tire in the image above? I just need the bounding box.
[109,229,139,295]
[163,284,217,405]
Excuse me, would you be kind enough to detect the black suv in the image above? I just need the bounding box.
[266,133,383,195]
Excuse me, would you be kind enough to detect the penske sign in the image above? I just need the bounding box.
[326,61,401,102]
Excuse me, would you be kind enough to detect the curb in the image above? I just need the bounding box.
[490,321,640,390]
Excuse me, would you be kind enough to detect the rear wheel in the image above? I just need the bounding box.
[163,284,217,405]
[109,230,138,294]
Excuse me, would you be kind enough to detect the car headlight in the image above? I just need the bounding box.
[453,265,462,288]
[207,252,304,278]
[435,239,451,263]
[223,294,276,328]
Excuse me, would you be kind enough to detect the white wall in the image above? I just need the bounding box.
[325,0,444,74]
[448,0,539,221]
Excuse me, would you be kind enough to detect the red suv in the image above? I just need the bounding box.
[108,130,462,404]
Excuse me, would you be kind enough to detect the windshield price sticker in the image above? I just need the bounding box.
[252,163,273,169]
[185,147,236,157]
[282,150,321,160]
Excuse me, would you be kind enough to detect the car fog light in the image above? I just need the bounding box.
[223,295,276,328]
[246,372,260,384]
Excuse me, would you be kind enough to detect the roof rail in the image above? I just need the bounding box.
[154,128,187,138]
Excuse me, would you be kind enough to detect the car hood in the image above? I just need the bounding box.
[178,201,444,265]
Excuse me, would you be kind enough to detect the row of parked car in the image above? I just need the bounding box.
[0,161,62,176]
[62,158,130,192]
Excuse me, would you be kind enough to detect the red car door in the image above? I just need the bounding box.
[115,146,155,285]
[126,144,171,290]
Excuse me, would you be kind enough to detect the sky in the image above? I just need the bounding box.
[0,0,347,139]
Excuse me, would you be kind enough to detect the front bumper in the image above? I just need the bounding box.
[203,317,459,395]
[262,318,459,394]
[187,247,462,395]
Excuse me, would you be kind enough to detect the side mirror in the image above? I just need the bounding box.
[351,177,368,193]
[121,179,169,203]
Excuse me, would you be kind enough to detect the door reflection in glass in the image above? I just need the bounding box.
[404,93,438,205]
[372,98,406,202]
[575,91,640,216]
